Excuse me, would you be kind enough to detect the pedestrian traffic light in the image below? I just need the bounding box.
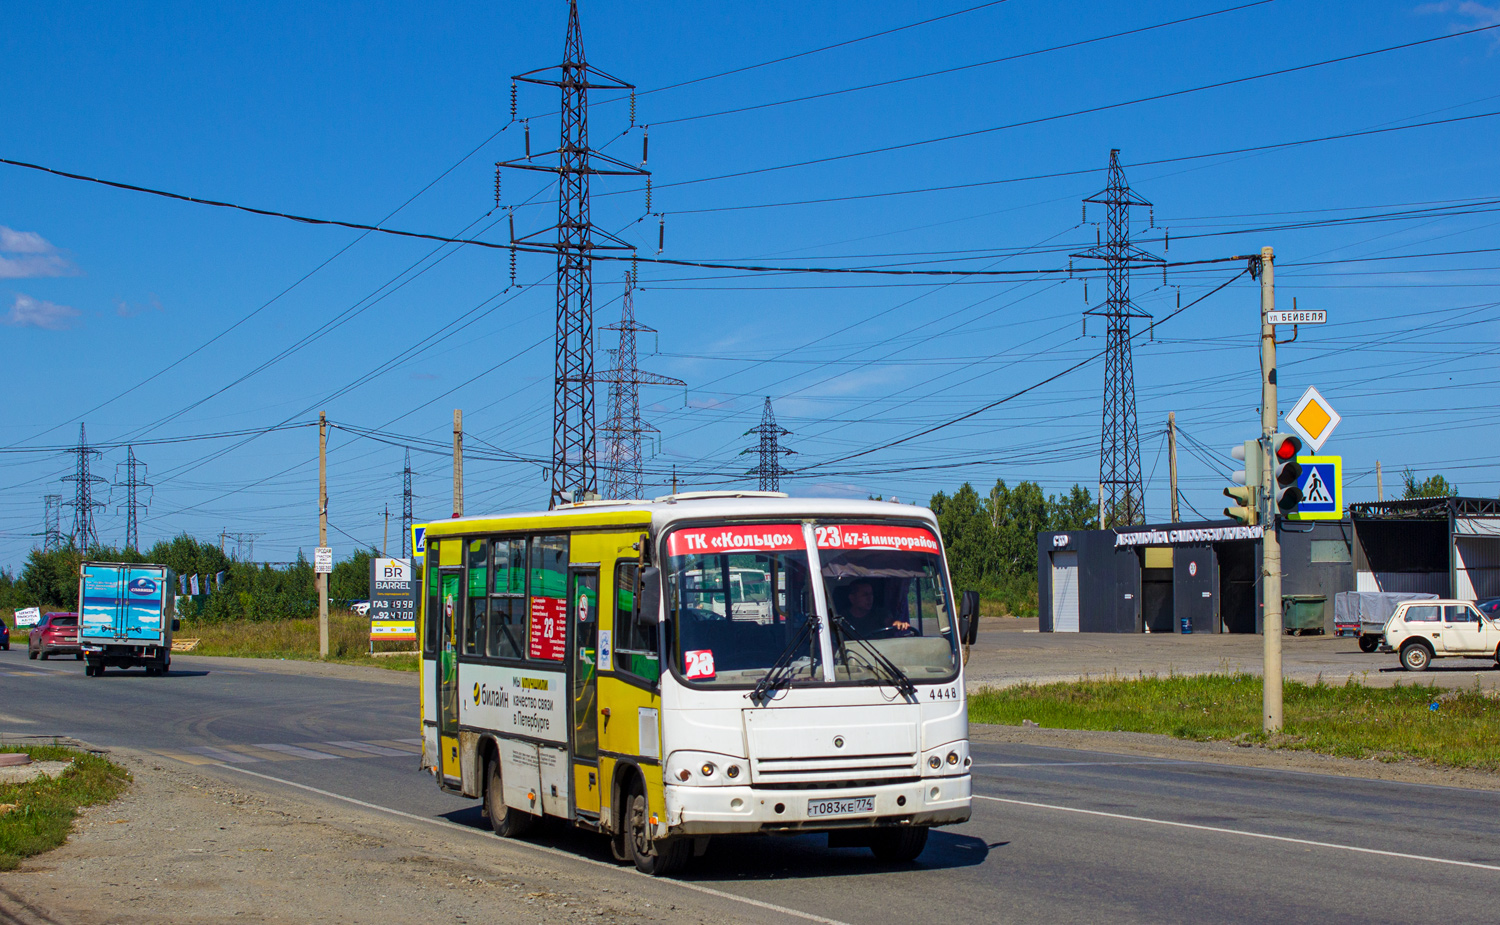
[1272,433,1304,514]
[1223,440,1260,525]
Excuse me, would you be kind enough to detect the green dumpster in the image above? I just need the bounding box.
[1282,594,1326,635]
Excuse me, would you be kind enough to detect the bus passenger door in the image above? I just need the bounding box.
[437,569,462,783]
[570,567,601,819]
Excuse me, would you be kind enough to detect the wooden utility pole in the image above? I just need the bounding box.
[452,409,464,518]
[318,411,329,659]
[1258,247,1283,733]
[1167,412,1180,523]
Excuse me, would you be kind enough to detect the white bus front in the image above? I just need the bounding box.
[651,516,972,861]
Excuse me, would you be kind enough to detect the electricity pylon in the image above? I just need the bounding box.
[742,397,795,492]
[598,273,683,500]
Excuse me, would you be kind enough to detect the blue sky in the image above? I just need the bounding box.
[3,0,1499,568]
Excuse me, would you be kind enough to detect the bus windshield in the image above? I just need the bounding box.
[818,524,958,683]
[667,525,818,687]
[665,521,957,688]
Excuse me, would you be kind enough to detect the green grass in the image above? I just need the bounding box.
[180,611,419,671]
[0,745,130,871]
[971,673,1500,771]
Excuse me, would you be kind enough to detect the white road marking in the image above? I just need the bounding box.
[975,794,1500,872]
[973,760,1191,768]
[218,764,854,925]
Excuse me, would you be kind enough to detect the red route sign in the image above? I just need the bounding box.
[813,524,940,553]
[528,596,566,661]
[666,524,805,557]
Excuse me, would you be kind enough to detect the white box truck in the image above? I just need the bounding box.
[78,562,178,676]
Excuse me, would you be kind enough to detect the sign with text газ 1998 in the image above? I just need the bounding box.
[368,557,417,641]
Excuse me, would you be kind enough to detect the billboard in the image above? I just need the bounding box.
[368,557,417,642]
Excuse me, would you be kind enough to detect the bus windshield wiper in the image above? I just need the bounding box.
[830,615,917,699]
[750,616,819,706]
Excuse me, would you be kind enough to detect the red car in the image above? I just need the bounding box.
[29,612,81,660]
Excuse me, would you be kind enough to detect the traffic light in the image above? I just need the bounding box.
[1223,440,1260,525]
[1272,433,1304,514]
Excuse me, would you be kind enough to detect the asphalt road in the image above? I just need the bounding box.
[4,646,1498,924]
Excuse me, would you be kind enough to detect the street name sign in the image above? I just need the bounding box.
[1286,385,1341,451]
[1266,309,1326,325]
[1286,456,1342,521]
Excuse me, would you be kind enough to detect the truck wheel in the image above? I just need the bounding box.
[1358,636,1379,653]
[1400,642,1432,672]
[75,652,83,661]
[625,779,688,876]
[870,826,929,863]
[484,756,533,839]
[28,649,37,660]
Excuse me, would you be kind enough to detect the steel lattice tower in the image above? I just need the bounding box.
[114,445,151,550]
[598,273,684,500]
[1071,150,1163,528]
[62,424,106,549]
[42,494,62,552]
[401,448,415,558]
[742,398,795,492]
[503,0,649,506]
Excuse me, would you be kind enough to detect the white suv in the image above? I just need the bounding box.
[1384,599,1500,671]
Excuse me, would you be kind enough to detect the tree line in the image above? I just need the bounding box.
[0,535,378,622]
[929,480,1096,616]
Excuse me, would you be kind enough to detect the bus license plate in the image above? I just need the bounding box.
[807,796,874,818]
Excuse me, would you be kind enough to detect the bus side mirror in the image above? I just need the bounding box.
[959,590,980,645]
[638,567,661,627]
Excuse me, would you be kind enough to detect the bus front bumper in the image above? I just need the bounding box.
[663,775,971,836]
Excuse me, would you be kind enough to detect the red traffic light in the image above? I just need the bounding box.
[1275,435,1302,461]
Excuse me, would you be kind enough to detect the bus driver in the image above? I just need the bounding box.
[843,579,912,636]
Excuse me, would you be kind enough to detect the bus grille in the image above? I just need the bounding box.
[752,752,918,784]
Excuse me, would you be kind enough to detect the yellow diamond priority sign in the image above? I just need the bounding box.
[1286,385,1340,452]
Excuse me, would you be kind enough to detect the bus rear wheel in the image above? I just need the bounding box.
[625,780,688,876]
[484,756,534,839]
[870,826,929,863]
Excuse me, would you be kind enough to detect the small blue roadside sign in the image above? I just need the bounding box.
[1288,456,1342,521]
[411,525,427,565]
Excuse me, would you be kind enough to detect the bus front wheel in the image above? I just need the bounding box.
[484,756,534,839]
[870,826,929,863]
[625,780,688,876]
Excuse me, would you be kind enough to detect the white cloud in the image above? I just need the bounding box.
[0,225,76,279]
[115,295,164,319]
[4,293,80,330]
[1418,2,1500,28]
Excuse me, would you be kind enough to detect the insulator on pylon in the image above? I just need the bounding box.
[630,89,636,126]
[1176,290,1181,309]
[1068,258,1073,277]
[645,176,652,213]
[510,246,517,288]
[1164,228,1169,252]
[641,127,649,167]
[1162,264,1167,285]
[494,167,501,208]
[508,210,515,243]
[1081,204,1086,223]
[1083,279,1088,303]
[657,215,664,254]
[1149,207,1155,228]
[632,255,639,287]
[525,120,531,159]
[1095,226,1101,246]
[510,81,517,120]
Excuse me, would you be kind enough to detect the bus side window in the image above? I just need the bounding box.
[614,561,660,683]
[488,538,527,660]
[464,539,489,656]
[424,541,441,657]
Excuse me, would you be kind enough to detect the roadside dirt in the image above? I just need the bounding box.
[0,747,757,925]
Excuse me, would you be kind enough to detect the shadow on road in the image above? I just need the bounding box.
[439,803,993,878]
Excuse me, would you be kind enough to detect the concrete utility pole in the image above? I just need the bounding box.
[383,505,390,558]
[452,409,464,518]
[1258,246,1283,733]
[1168,412,1179,523]
[1376,460,1383,502]
[318,411,329,659]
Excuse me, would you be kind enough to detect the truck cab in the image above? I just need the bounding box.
[1383,599,1500,671]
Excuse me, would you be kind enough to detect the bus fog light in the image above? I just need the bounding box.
[930,786,940,801]
[897,795,906,807]
[730,798,744,810]
[946,751,959,766]
[928,756,942,769]
[700,762,716,777]
[725,764,740,779]
[677,769,692,781]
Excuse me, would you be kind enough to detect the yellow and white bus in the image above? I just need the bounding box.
[419,492,977,875]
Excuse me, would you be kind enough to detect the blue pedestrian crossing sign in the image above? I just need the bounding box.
[411,525,427,564]
[1288,456,1342,521]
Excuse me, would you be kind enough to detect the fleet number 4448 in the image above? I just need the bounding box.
[927,685,958,701]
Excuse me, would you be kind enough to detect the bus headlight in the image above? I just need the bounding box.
[666,751,744,787]
[700,762,716,778]
[928,756,942,769]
